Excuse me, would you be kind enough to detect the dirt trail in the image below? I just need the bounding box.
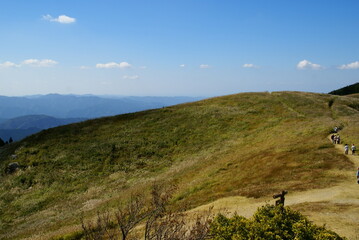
[189,135,359,239]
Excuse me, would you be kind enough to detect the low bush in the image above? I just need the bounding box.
[210,204,345,240]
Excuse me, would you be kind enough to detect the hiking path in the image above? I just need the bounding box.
[189,135,359,239]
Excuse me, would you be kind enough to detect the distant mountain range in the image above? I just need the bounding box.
[0,115,87,130]
[0,94,203,141]
[0,128,41,142]
[0,115,87,141]
[0,94,203,119]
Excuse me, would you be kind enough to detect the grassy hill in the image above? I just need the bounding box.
[0,91,359,239]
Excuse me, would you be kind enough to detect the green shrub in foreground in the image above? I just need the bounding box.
[210,204,345,240]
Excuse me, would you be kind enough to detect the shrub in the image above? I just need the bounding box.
[209,204,345,240]
[210,214,249,239]
[328,99,335,108]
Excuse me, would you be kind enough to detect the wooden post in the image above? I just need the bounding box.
[273,190,288,206]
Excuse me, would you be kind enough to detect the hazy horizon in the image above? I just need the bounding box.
[0,93,209,98]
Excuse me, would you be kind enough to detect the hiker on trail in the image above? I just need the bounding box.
[337,135,341,144]
[351,144,356,155]
[331,134,335,144]
[357,168,359,184]
[333,126,338,133]
[344,144,349,155]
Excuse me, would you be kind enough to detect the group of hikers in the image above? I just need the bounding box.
[330,126,356,155]
[331,126,358,184]
[344,143,356,155]
[330,134,341,144]
[331,133,356,155]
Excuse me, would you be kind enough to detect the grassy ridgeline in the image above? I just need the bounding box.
[0,91,359,239]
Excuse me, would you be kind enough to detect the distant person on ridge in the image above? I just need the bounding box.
[351,144,356,155]
[344,144,349,155]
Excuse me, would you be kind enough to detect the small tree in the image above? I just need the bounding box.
[9,137,13,143]
[81,183,212,240]
[115,193,148,240]
[81,211,116,240]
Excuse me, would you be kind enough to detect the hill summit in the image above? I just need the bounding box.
[329,82,359,96]
[0,91,359,239]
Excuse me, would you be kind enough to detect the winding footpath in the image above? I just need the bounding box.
[189,135,359,239]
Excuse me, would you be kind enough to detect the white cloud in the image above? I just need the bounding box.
[96,62,132,69]
[79,66,90,69]
[22,59,58,67]
[297,60,322,70]
[200,64,210,69]
[179,64,185,67]
[57,15,76,24]
[0,61,19,68]
[42,14,53,21]
[139,66,147,69]
[338,61,359,70]
[96,62,119,68]
[123,75,139,80]
[43,14,76,24]
[119,62,131,68]
[242,63,258,68]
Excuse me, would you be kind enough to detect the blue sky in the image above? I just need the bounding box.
[0,0,358,97]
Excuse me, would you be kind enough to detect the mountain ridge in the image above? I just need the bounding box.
[0,115,87,130]
[329,82,359,96]
[0,115,87,141]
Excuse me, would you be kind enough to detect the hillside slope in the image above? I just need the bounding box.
[189,135,359,239]
[0,91,359,239]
